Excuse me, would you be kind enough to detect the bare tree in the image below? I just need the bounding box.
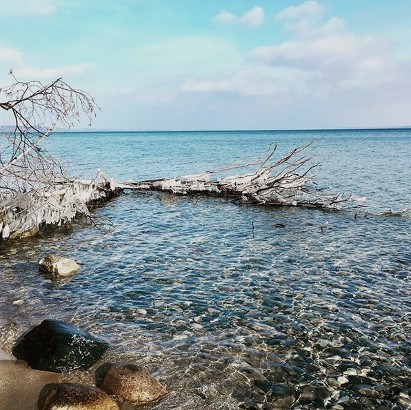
[0,73,106,239]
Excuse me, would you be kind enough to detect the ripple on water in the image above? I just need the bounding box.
[0,192,410,409]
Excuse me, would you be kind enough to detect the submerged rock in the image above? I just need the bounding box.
[96,362,167,405]
[38,383,119,410]
[12,319,109,372]
[39,255,79,278]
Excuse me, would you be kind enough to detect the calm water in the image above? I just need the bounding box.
[1,129,410,409]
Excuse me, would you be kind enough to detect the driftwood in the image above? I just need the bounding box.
[121,143,354,210]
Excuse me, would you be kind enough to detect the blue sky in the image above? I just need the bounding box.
[0,0,411,130]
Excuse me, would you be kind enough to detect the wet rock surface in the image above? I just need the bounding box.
[0,360,64,410]
[38,383,119,410]
[12,319,109,372]
[39,254,79,278]
[96,362,167,405]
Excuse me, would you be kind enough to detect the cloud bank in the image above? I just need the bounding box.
[187,1,409,102]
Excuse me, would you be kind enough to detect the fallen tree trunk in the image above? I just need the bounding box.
[0,142,351,240]
[121,143,354,210]
[0,172,120,240]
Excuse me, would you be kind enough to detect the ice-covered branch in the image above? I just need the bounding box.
[123,143,354,209]
[0,74,100,240]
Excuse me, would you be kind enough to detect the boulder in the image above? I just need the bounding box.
[0,348,15,361]
[39,255,79,278]
[0,360,63,410]
[38,383,119,410]
[96,363,167,405]
[12,319,109,372]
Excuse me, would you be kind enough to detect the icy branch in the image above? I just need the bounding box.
[123,143,355,209]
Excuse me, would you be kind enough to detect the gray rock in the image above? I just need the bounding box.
[38,383,119,410]
[39,255,79,278]
[352,384,382,398]
[96,362,167,405]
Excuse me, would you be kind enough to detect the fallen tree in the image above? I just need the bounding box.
[0,74,376,241]
[122,143,354,209]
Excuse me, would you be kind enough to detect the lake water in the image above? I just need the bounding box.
[1,129,410,409]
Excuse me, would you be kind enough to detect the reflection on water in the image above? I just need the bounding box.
[1,191,410,409]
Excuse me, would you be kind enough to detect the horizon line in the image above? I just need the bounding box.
[53,125,411,133]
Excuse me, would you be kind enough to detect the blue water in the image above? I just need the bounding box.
[1,129,410,409]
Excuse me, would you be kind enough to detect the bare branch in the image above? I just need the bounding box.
[0,74,100,239]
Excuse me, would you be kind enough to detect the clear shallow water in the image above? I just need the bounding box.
[1,129,410,409]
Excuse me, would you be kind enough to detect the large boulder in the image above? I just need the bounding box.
[12,319,109,372]
[96,362,167,405]
[0,360,63,410]
[39,255,79,278]
[38,383,119,410]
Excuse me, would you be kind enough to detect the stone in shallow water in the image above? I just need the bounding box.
[12,319,109,372]
[96,362,167,405]
[352,384,382,398]
[298,385,331,406]
[38,383,119,410]
[39,254,79,278]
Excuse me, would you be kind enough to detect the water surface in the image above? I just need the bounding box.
[1,129,410,409]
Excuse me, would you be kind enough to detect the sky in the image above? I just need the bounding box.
[0,0,411,130]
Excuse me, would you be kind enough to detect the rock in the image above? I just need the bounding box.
[96,362,167,405]
[39,254,79,278]
[352,384,382,398]
[38,383,119,410]
[0,348,15,361]
[0,360,63,410]
[9,226,39,240]
[298,385,331,405]
[12,319,109,372]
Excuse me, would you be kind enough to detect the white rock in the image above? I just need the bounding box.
[337,376,349,385]
[343,368,357,376]
[39,254,79,278]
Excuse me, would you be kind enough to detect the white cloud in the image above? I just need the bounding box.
[212,7,264,28]
[14,63,93,81]
[242,7,265,28]
[249,20,361,68]
[183,66,310,98]
[275,0,325,21]
[212,10,238,25]
[186,3,410,105]
[0,45,23,65]
[0,0,58,15]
